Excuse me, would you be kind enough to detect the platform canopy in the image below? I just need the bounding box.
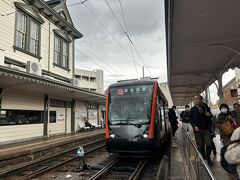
[0,66,105,104]
[165,0,240,106]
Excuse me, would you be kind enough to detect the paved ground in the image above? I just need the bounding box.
[211,134,235,180]
[174,123,235,180]
[170,136,187,180]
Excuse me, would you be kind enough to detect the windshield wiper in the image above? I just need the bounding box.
[115,118,142,128]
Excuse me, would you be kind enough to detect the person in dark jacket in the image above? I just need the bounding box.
[211,115,217,156]
[190,95,213,166]
[180,105,192,133]
[232,103,240,127]
[168,105,178,136]
[216,103,232,145]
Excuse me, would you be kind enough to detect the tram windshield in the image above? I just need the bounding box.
[109,85,154,125]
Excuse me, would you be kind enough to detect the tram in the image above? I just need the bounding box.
[105,79,171,154]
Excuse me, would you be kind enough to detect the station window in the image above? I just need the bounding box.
[0,109,43,126]
[88,104,97,109]
[59,100,65,108]
[65,101,72,108]
[50,111,56,123]
[50,99,72,108]
[82,76,89,81]
[90,77,96,82]
[50,99,60,107]
[231,89,238,97]
[75,75,81,79]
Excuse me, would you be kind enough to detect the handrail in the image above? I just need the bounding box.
[181,129,216,180]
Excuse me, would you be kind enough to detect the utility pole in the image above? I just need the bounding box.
[142,66,145,78]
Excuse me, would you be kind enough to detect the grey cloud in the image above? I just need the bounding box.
[67,0,167,88]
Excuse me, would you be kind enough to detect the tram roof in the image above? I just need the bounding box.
[109,79,156,88]
[165,0,240,106]
[109,79,168,106]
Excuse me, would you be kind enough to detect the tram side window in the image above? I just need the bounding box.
[157,97,162,130]
[160,100,166,132]
[0,109,43,126]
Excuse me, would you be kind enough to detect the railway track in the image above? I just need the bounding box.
[87,144,170,180]
[0,137,105,180]
[88,156,165,180]
[89,158,146,180]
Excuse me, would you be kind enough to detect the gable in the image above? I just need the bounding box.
[52,3,74,25]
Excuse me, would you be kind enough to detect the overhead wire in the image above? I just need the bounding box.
[75,48,116,75]
[75,49,114,82]
[117,0,139,77]
[0,12,15,16]
[67,1,141,76]
[1,0,117,86]
[76,43,123,76]
[1,1,122,83]
[67,0,88,7]
[104,0,153,77]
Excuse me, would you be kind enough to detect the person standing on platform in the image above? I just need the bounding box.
[211,114,217,156]
[180,105,192,133]
[190,95,213,166]
[224,127,240,179]
[232,103,240,127]
[216,103,232,145]
[168,105,178,137]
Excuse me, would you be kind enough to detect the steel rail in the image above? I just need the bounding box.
[17,141,105,180]
[88,159,119,180]
[128,160,148,180]
[0,137,105,179]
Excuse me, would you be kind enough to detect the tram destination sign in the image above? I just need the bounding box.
[114,85,153,96]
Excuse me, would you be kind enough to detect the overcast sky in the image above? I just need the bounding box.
[66,0,235,103]
[67,0,167,88]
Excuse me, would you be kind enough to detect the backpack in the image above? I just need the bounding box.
[220,139,240,174]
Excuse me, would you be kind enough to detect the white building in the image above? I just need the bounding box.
[236,68,240,101]
[159,82,173,107]
[75,69,104,93]
[0,0,105,145]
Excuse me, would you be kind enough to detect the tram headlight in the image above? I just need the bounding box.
[143,134,148,138]
[110,134,115,138]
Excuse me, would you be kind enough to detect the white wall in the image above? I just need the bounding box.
[2,90,44,110]
[0,124,43,144]
[49,107,65,135]
[88,109,98,126]
[0,0,74,79]
[75,69,104,92]
[0,90,44,144]
[75,101,87,131]
[159,82,173,107]
[66,108,71,133]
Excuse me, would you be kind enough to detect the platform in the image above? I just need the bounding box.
[0,129,104,172]
[170,136,187,180]
[174,124,235,180]
[211,135,235,180]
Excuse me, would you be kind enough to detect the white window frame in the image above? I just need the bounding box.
[54,35,69,69]
[15,10,40,56]
[16,12,26,49]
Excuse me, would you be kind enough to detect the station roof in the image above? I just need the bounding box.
[0,66,105,104]
[165,0,240,105]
